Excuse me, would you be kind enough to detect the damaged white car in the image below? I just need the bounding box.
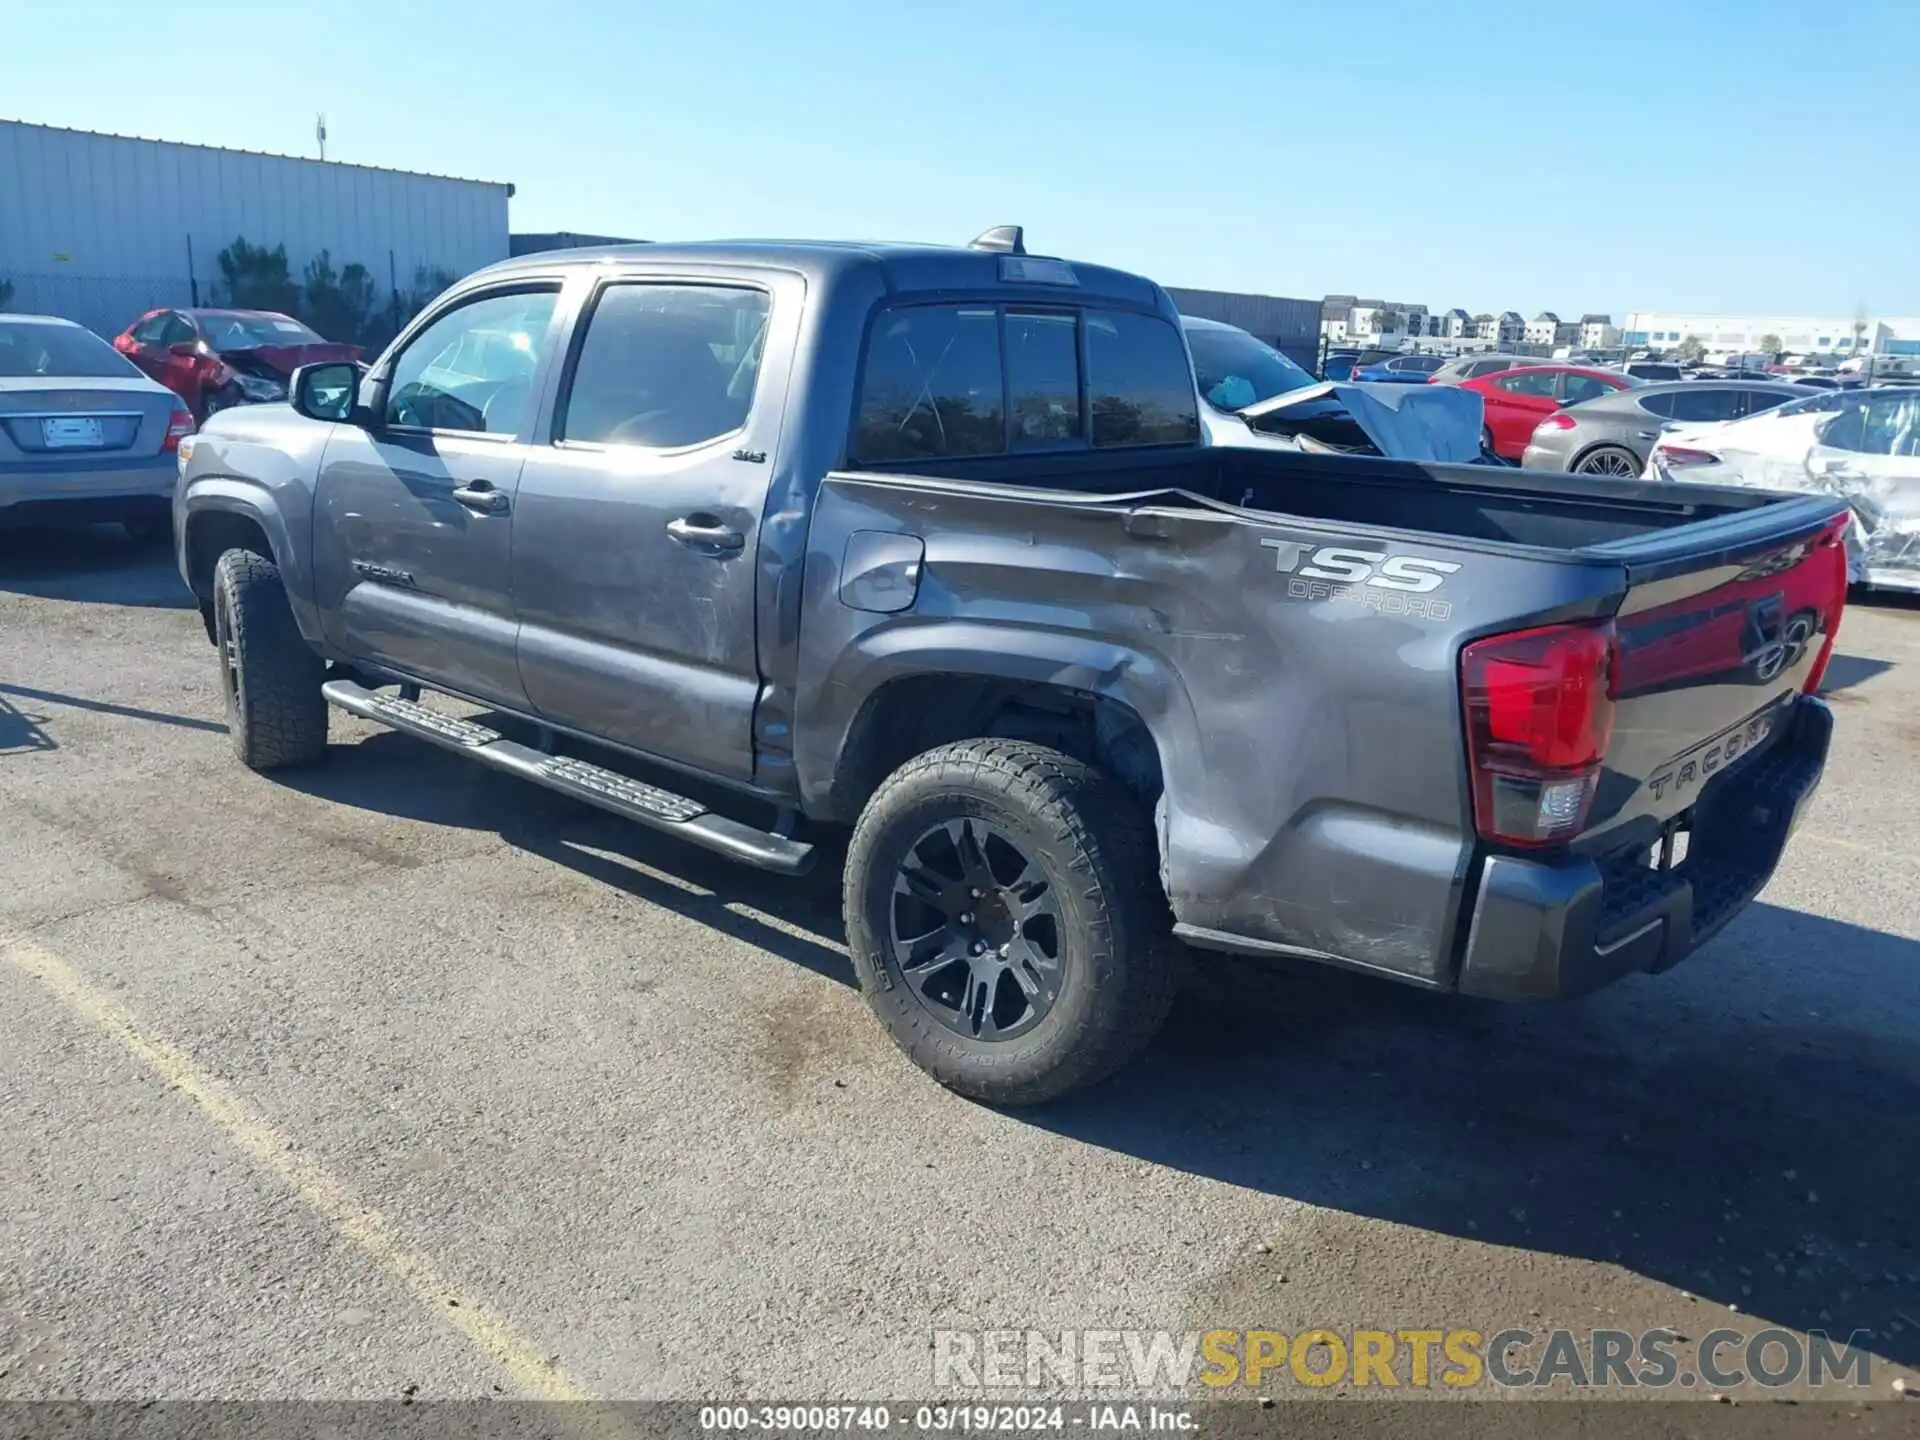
[1182,316,1490,464]
[1646,387,1920,593]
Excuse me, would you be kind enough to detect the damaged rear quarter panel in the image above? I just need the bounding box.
[794,472,1624,984]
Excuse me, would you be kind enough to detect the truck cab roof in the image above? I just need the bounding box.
[468,239,1169,312]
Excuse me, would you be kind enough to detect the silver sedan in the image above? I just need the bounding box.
[0,314,193,537]
[1519,378,1808,476]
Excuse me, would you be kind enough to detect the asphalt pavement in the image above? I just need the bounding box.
[2,525,1917,1428]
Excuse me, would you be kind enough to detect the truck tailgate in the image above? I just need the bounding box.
[1577,495,1851,849]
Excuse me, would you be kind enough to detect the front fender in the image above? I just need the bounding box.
[176,473,322,648]
[174,409,331,642]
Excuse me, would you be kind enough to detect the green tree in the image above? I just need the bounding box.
[1757,333,1783,359]
[1673,334,1707,363]
[213,237,299,313]
[302,250,377,343]
[405,265,457,316]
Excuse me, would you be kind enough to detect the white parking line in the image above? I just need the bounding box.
[2,938,594,1403]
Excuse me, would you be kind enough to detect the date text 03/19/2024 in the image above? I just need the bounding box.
[697,1405,1194,1432]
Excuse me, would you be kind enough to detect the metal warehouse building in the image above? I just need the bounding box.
[0,120,512,338]
[1164,286,1321,371]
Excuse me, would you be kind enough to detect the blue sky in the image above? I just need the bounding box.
[5,0,1918,318]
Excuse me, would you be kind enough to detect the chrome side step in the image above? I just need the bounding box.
[322,680,813,875]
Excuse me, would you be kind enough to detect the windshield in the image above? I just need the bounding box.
[198,312,323,350]
[0,320,142,379]
[1184,324,1317,410]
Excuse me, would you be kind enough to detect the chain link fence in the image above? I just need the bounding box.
[3,252,448,352]
[4,271,199,341]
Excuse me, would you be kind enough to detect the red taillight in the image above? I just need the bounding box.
[1461,622,1618,847]
[162,405,195,453]
[1542,412,1578,430]
[1804,516,1853,695]
[1655,445,1719,468]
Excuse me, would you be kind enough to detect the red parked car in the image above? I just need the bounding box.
[1457,365,1635,461]
[112,308,361,421]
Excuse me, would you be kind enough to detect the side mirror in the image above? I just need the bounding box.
[291,361,366,424]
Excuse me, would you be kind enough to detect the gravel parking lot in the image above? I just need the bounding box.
[2,526,1918,1419]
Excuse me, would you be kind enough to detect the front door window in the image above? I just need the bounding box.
[385,290,560,437]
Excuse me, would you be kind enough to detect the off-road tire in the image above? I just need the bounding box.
[212,548,327,771]
[844,739,1177,1105]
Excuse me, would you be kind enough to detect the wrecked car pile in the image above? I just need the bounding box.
[1648,387,1920,592]
[1183,315,1492,463]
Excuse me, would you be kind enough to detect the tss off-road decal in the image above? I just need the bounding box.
[1259,536,1463,619]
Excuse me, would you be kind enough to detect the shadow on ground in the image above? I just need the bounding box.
[0,525,194,609]
[1820,653,1893,693]
[1043,915,1920,1368]
[281,726,854,989]
[0,692,58,755]
[0,681,224,736]
[289,723,1920,1367]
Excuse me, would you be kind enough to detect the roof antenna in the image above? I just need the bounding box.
[969,225,1025,255]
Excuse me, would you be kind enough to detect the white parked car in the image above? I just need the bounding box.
[1644,387,1920,592]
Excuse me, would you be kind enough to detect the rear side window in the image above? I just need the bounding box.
[1858,395,1920,456]
[851,302,1197,462]
[1085,310,1199,448]
[1637,392,1676,418]
[1559,373,1614,405]
[560,283,770,448]
[1664,387,1742,423]
[1005,311,1083,446]
[1494,371,1558,398]
[854,306,1004,462]
[1816,404,1868,452]
[1739,389,1793,417]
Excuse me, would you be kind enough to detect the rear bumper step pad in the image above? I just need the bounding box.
[322,681,813,875]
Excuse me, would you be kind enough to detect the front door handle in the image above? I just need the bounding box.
[666,516,745,551]
[452,482,509,515]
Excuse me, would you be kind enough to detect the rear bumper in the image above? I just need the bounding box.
[1864,566,1920,594]
[1519,442,1568,471]
[1456,695,1831,999]
[0,454,176,518]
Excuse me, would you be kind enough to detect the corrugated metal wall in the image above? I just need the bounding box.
[1165,286,1320,370]
[0,122,511,338]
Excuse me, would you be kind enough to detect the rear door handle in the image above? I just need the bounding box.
[452,482,509,515]
[666,516,745,551]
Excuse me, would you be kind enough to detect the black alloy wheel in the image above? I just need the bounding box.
[888,816,1065,1041]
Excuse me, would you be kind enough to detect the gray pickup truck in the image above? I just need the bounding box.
[174,231,1852,1103]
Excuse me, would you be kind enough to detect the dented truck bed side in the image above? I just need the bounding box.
[791,466,1847,990]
